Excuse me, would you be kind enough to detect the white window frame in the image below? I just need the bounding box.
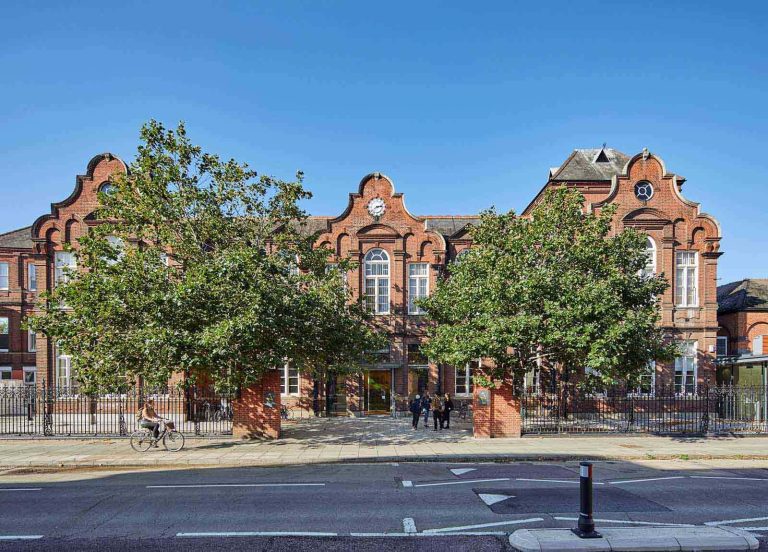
[631,361,656,397]
[28,263,37,291]
[641,237,656,278]
[0,262,8,290]
[23,367,36,386]
[27,329,36,353]
[408,263,429,315]
[716,336,728,357]
[675,341,697,395]
[280,363,299,396]
[0,367,11,381]
[0,317,8,352]
[675,251,698,307]
[754,335,765,356]
[364,249,390,315]
[455,361,476,397]
[56,349,75,394]
[54,251,76,285]
[105,236,125,265]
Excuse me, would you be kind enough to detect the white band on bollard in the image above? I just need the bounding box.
[580,465,589,478]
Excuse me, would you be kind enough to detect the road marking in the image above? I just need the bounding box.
[177,532,337,537]
[0,488,42,492]
[148,483,325,489]
[478,493,514,506]
[741,527,768,531]
[609,476,686,485]
[402,518,416,534]
[450,468,476,476]
[413,478,510,487]
[349,532,507,537]
[704,516,768,526]
[401,480,413,487]
[423,518,543,533]
[554,517,694,527]
[690,476,768,481]
[0,536,43,541]
[516,478,604,485]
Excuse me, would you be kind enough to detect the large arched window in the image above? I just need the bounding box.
[364,248,390,314]
[642,237,656,278]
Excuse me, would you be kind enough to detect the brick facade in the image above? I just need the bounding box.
[233,370,281,439]
[0,147,735,437]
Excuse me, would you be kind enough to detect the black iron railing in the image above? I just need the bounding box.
[521,384,768,435]
[0,381,233,437]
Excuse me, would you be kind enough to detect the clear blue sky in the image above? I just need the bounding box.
[1,1,765,283]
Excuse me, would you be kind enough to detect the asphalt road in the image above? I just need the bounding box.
[0,461,766,550]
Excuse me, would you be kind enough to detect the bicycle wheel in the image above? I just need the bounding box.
[130,430,152,452]
[163,430,185,452]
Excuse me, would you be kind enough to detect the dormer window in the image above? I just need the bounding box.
[594,149,610,163]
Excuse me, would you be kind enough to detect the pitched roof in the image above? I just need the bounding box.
[718,279,768,314]
[550,147,630,181]
[424,216,480,238]
[0,226,33,249]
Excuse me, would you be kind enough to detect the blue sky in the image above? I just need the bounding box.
[1,1,765,283]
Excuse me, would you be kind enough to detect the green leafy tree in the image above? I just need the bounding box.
[27,121,382,393]
[420,188,677,393]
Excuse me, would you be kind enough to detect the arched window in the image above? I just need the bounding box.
[99,182,115,195]
[642,237,656,278]
[364,248,390,314]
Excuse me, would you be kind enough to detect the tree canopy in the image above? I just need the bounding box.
[420,188,677,391]
[27,121,383,392]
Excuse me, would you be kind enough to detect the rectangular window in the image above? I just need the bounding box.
[23,367,35,386]
[407,343,428,367]
[28,263,37,291]
[716,336,728,357]
[675,251,698,307]
[674,341,697,395]
[0,317,8,352]
[56,350,74,392]
[0,367,11,381]
[455,361,476,396]
[28,330,36,353]
[636,362,656,395]
[0,262,8,290]
[54,251,76,285]
[280,363,299,395]
[754,335,765,356]
[408,263,429,314]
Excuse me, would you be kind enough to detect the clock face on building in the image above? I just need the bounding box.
[367,197,386,218]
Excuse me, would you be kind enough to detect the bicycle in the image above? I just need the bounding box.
[130,419,185,452]
[458,402,470,420]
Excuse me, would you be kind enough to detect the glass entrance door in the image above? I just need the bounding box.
[364,370,391,413]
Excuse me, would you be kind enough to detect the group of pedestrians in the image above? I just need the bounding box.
[409,392,454,431]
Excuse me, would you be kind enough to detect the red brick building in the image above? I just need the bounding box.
[0,148,728,415]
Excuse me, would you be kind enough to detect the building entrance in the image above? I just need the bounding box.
[363,370,391,414]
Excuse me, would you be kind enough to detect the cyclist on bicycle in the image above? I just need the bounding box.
[136,399,163,447]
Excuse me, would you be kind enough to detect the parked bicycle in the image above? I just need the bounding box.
[458,401,470,420]
[130,419,185,452]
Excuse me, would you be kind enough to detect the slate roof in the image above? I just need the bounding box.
[550,148,630,181]
[423,217,480,238]
[718,279,768,314]
[0,226,33,249]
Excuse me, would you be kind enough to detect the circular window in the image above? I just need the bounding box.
[634,181,654,201]
[99,182,115,195]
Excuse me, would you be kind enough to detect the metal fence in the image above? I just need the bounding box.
[521,384,768,435]
[0,382,233,437]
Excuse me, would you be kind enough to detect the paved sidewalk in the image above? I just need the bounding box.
[0,416,766,469]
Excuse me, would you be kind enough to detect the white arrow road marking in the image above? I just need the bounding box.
[705,516,768,526]
[478,493,514,506]
[423,518,543,533]
[177,532,337,537]
[610,476,686,485]
[413,478,510,487]
[148,483,325,489]
[402,518,416,533]
[401,480,413,487]
[450,468,477,476]
[554,517,694,527]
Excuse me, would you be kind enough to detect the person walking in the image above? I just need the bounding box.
[409,394,421,430]
[442,393,454,429]
[432,395,443,431]
[420,393,432,429]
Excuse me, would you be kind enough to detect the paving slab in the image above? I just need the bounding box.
[509,527,759,552]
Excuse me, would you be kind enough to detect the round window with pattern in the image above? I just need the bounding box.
[634,181,654,201]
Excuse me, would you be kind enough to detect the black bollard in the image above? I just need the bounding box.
[572,461,601,539]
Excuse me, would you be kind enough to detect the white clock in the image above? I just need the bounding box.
[367,198,386,218]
